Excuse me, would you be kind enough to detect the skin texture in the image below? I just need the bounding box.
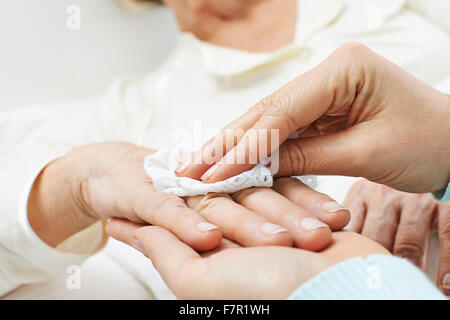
[163,0,297,52]
[344,179,450,295]
[26,1,449,296]
[28,142,350,251]
[27,0,340,256]
[105,220,389,299]
[177,43,450,194]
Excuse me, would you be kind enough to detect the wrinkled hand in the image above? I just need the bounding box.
[345,179,450,294]
[176,43,450,194]
[106,220,389,299]
[29,142,349,251]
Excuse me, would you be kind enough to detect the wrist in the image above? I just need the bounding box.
[28,153,99,247]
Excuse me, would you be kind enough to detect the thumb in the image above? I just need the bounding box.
[275,126,373,178]
[135,226,201,295]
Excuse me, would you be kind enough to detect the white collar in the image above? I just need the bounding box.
[183,0,344,77]
[179,0,406,77]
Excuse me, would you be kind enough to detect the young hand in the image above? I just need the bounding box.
[176,43,450,194]
[106,220,389,299]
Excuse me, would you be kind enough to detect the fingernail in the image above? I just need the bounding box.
[200,165,218,181]
[131,237,145,254]
[321,201,350,214]
[261,223,289,236]
[197,222,219,232]
[300,217,328,231]
[443,273,450,289]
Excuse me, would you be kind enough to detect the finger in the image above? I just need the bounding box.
[199,58,343,184]
[343,180,367,233]
[178,53,341,183]
[361,204,400,251]
[175,102,263,180]
[105,218,144,253]
[393,195,436,268]
[437,203,450,295]
[275,125,377,178]
[134,226,202,297]
[133,190,222,251]
[185,194,293,247]
[232,187,332,251]
[201,44,378,184]
[273,178,350,231]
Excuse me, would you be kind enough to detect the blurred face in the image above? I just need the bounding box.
[163,0,296,52]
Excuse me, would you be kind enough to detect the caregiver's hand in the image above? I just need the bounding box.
[177,43,450,194]
[345,179,450,294]
[106,220,389,299]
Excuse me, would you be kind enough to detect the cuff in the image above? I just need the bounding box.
[433,182,450,203]
[288,254,446,300]
[12,161,107,281]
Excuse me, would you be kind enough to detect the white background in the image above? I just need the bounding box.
[0,0,177,112]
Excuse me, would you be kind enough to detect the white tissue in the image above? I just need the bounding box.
[144,144,273,197]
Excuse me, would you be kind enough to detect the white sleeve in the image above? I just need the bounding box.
[407,0,450,33]
[0,76,156,296]
[435,75,450,94]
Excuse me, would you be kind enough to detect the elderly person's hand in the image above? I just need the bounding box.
[106,219,388,299]
[28,143,349,251]
[344,179,450,294]
[176,43,450,194]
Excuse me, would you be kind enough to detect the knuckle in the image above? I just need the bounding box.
[248,98,271,118]
[232,187,263,202]
[196,193,231,215]
[261,93,299,131]
[439,219,450,242]
[334,42,371,62]
[394,239,424,261]
[152,196,190,224]
[281,141,306,175]
[274,177,299,190]
[347,179,366,196]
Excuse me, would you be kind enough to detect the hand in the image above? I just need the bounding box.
[27,142,218,250]
[28,143,349,251]
[176,43,450,194]
[344,179,450,294]
[106,220,389,299]
[186,177,350,251]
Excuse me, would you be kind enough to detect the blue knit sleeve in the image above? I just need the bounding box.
[433,182,450,203]
[288,255,446,300]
